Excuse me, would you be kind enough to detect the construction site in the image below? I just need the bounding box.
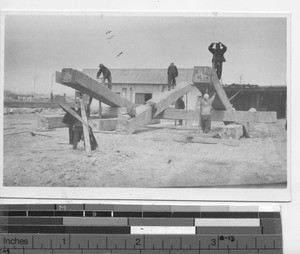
[3,66,287,188]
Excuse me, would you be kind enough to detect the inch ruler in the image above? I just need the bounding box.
[1,233,282,253]
[0,204,283,254]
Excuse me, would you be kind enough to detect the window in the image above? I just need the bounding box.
[135,93,152,104]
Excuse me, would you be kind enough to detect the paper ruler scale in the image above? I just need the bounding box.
[0,204,283,254]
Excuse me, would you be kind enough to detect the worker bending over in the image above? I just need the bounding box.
[88,63,112,114]
[97,63,112,89]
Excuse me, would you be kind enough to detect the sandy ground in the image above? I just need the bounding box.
[3,112,287,188]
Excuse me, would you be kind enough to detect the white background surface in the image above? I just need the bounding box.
[0,0,299,253]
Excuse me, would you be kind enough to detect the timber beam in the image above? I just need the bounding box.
[147,81,193,117]
[116,82,192,134]
[157,108,277,123]
[56,69,134,108]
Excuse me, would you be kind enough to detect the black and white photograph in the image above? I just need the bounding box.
[2,12,289,191]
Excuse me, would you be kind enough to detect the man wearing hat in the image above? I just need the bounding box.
[96,63,112,89]
[199,92,216,134]
[87,63,112,114]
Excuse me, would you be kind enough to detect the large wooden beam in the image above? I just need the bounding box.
[80,100,92,157]
[116,82,192,134]
[57,69,134,108]
[192,66,233,111]
[153,133,239,146]
[116,104,153,134]
[157,108,277,123]
[147,82,192,117]
[4,101,75,109]
[59,103,92,129]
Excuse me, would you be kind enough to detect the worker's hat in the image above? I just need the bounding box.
[99,63,103,67]
[203,93,209,100]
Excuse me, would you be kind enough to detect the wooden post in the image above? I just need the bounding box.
[58,69,134,108]
[99,101,102,119]
[185,94,188,125]
[80,100,92,157]
[198,95,202,134]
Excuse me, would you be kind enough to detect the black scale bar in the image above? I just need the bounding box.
[0,211,281,218]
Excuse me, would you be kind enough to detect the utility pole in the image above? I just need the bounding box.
[50,72,55,102]
[33,74,39,94]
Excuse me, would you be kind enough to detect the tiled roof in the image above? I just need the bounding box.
[83,68,194,84]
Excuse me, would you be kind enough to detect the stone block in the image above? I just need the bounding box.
[37,115,67,130]
[222,124,243,139]
[89,118,119,131]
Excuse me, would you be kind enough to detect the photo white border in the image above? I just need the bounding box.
[0,10,291,202]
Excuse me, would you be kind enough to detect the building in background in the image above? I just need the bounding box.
[83,69,287,118]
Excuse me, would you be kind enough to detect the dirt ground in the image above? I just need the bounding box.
[3,112,287,188]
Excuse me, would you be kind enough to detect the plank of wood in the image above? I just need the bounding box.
[147,81,192,117]
[211,69,233,110]
[192,66,233,111]
[191,136,219,144]
[59,103,92,129]
[157,108,277,123]
[4,131,29,136]
[153,133,239,146]
[30,132,52,138]
[4,101,76,109]
[57,69,134,108]
[80,100,92,157]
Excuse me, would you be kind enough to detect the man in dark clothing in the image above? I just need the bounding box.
[62,108,98,151]
[96,63,112,89]
[62,108,77,144]
[88,63,112,113]
[175,96,185,125]
[167,62,178,90]
[208,42,227,80]
[72,121,98,151]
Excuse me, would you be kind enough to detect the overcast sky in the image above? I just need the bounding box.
[3,14,287,95]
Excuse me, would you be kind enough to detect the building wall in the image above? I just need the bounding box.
[89,82,201,111]
[225,89,287,118]
[89,79,286,118]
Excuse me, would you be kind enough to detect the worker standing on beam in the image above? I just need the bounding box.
[198,92,216,134]
[88,63,112,113]
[208,42,227,80]
[167,62,178,91]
